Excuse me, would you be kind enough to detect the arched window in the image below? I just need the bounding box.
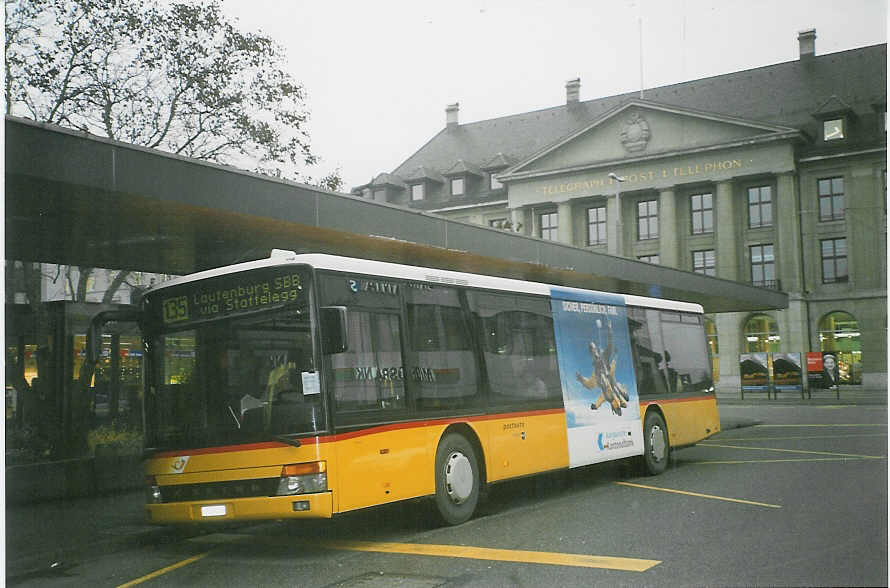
[818,311,861,384]
[743,314,780,352]
[705,316,719,382]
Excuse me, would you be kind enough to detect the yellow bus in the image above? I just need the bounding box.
[106,250,719,525]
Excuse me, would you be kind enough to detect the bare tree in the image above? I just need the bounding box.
[5,0,341,188]
[4,0,342,364]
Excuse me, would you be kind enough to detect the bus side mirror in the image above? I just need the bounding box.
[86,308,142,365]
[320,306,348,354]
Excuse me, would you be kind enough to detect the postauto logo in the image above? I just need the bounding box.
[598,431,635,451]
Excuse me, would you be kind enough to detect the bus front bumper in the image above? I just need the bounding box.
[146,491,333,523]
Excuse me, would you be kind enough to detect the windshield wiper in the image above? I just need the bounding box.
[229,398,303,447]
[269,434,302,448]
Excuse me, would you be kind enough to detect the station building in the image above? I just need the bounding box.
[353,31,887,390]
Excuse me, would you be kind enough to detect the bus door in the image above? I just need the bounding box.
[320,274,429,511]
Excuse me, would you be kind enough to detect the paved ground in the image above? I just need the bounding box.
[5,392,886,583]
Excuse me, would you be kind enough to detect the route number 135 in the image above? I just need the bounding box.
[163,296,189,323]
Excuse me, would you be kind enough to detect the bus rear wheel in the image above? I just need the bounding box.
[642,411,669,475]
[434,433,480,525]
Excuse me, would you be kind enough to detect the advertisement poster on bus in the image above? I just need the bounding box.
[550,288,643,468]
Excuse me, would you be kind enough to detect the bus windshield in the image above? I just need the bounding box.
[142,267,324,451]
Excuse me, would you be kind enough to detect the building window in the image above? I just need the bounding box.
[748,186,773,228]
[744,314,780,352]
[692,249,715,276]
[489,172,503,191]
[690,192,713,234]
[488,218,508,229]
[411,184,424,201]
[750,244,776,288]
[821,238,848,283]
[637,200,658,240]
[538,211,558,241]
[823,118,845,141]
[818,177,844,221]
[451,177,465,197]
[586,206,607,245]
[638,254,660,264]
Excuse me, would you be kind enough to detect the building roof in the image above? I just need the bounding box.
[404,165,446,183]
[374,43,885,191]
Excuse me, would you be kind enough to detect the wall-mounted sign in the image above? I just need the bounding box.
[536,158,749,196]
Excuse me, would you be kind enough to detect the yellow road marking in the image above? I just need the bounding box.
[616,481,781,509]
[117,552,209,588]
[689,457,879,465]
[316,539,660,572]
[701,442,885,460]
[713,433,886,441]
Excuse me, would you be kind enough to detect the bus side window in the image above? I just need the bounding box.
[627,307,668,396]
[659,312,713,393]
[327,309,406,416]
[404,286,481,412]
[470,292,562,407]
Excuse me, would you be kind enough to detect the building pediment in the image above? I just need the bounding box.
[502,99,800,180]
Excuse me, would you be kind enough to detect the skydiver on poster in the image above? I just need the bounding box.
[550,288,644,468]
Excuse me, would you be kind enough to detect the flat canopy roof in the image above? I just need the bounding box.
[5,116,787,314]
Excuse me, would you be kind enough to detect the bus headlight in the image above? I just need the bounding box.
[276,462,327,496]
[146,476,163,504]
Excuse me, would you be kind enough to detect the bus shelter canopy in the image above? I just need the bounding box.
[5,116,787,314]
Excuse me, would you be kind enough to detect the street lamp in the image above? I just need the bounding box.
[608,173,626,256]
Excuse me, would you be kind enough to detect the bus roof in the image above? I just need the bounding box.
[148,250,705,314]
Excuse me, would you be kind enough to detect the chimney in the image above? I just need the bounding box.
[798,28,816,60]
[566,78,581,104]
[446,103,459,128]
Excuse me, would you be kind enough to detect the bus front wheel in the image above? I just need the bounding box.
[434,433,480,525]
[642,411,670,475]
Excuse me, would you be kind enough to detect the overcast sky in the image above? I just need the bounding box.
[220,0,887,191]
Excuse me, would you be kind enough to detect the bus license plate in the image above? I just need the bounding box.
[201,504,227,517]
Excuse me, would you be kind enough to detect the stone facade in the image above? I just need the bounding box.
[354,37,887,390]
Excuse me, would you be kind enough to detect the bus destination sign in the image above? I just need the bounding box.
[158,269,306,326]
